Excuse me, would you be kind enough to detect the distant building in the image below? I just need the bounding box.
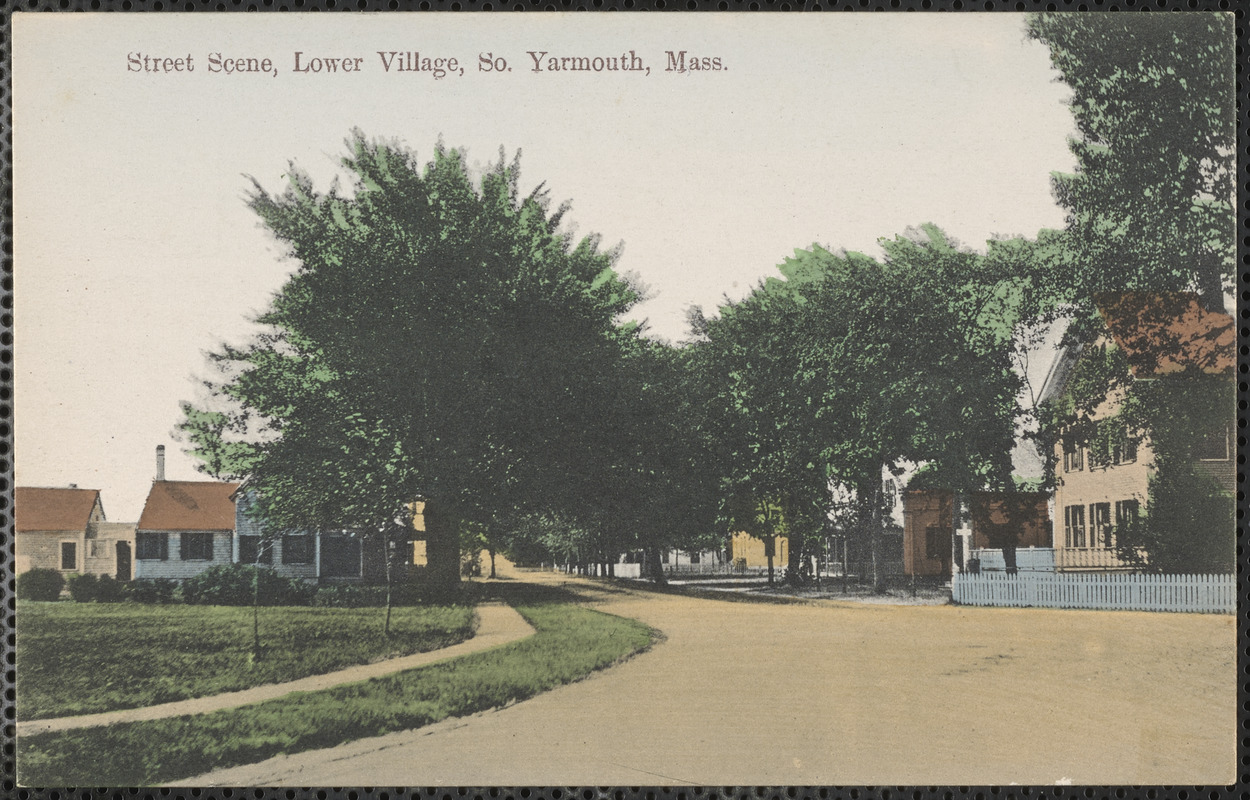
[135,478,240,581]
[902,489,1051,577]
[15,486,126,577]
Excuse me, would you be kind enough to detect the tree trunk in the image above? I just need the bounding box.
[383,532,394,637]
[252,563,262,662]
[868,478,884,593]
[423,499,461,602]
[842,537,849,594]
[786,527,805,587]
[765,535,776,586]
[645,545,667,585]
[488,547,497,579]
[950,490,964,576]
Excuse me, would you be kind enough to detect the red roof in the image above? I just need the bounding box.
[138,480,240,532]
[16,487,101,532]
[1095,292,1234,378]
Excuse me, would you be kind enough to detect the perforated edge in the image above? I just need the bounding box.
[0,4,1244,800]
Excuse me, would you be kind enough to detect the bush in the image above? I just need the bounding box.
[17,569,66,601]
[312,580,426,607]
[126,578,178,604]
[313,584,388,608]
[95,575,128,603]
[181,563,315,606]
[66,573,99,602]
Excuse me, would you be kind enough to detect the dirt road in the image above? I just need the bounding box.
[190,571,1235,786]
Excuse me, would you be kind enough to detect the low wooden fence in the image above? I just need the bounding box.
[952,571,1234,614]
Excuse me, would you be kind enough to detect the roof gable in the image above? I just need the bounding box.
[138,480,240,531]
[1095,292,1234,378]
[16,487,102,532]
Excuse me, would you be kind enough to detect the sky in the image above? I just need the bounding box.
[14,13,1078,521]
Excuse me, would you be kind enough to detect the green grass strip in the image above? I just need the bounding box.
[18,603,476,720]
[17,586,656,787]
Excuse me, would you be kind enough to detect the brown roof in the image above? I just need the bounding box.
[138,480,240,532]
[1095,292,1235,378]
[16,487,101,532]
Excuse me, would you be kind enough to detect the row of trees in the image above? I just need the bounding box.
[179,13,1236,601]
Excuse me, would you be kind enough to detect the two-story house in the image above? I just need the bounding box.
[1039,292,1234,571]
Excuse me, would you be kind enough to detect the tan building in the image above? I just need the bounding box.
[729,531,788,568]
[1041,293,1235,572]
[903,489,1050,577]
[15,486,126,577]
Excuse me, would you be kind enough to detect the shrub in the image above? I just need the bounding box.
[66,573,99,602]
[181,563,315,606]
[126,578,178,604]
[17,569,66,601]
[313,584,387,608]
[94,575,128,603]
[312,580,426,608]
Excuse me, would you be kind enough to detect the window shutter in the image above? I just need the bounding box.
[160,533,168,561]
[207,534,215,560]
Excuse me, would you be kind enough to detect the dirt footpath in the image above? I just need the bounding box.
[190,572,1235,787]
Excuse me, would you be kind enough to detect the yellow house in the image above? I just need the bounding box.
[408,500,428,566]
[729,531,788,568]
[1041,293,1234,572]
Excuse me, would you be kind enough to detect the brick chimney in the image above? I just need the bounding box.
[156,445,166,481]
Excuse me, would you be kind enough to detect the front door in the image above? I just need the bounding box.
[116,541,132,581]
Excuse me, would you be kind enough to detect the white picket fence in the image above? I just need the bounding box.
[952,571,1235,614]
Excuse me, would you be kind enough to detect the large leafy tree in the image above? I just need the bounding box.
[694,278,832,586]
[183,133,643,601]
[788,226,1030,585]
[1025,13,1235,312]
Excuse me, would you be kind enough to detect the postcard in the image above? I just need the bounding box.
[12,11,1237,787]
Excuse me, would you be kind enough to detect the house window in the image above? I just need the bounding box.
[924,525,946,560]
[1089,502,1112,548]
[1064,505,1086,548]
[282,535,314,565]
[1115,499,1141,536]
[237,535,272,565]
[1195,422,1232,461]
[180,532,214,561]
[1112,426,1137,465]
[321,537,361,578]
[136,531,168,560]
[1063,439,1084,472]
[60,541,77,571]
[883,479,898,509]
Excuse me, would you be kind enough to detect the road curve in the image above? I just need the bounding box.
[185,571,1235,786]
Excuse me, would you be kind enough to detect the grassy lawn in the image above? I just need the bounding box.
[17,602,477,720]
[17,584,656,787]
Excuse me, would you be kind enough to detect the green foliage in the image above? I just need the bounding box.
[1132,466,1233,574]
[180,564,317,607]
[95,575,128,603]
[16,602,476,721]
[65,573,98,603]
[65,574,137,603]
[17,569,65,602]
[126,578,178,604]
[1025,13,1235,310]
[182,133,649,598]
[1114,372,1235,573]
[697,223,1031,586]
[311,582,426,608]
[18,588,652,785]
[175,402,256,480]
